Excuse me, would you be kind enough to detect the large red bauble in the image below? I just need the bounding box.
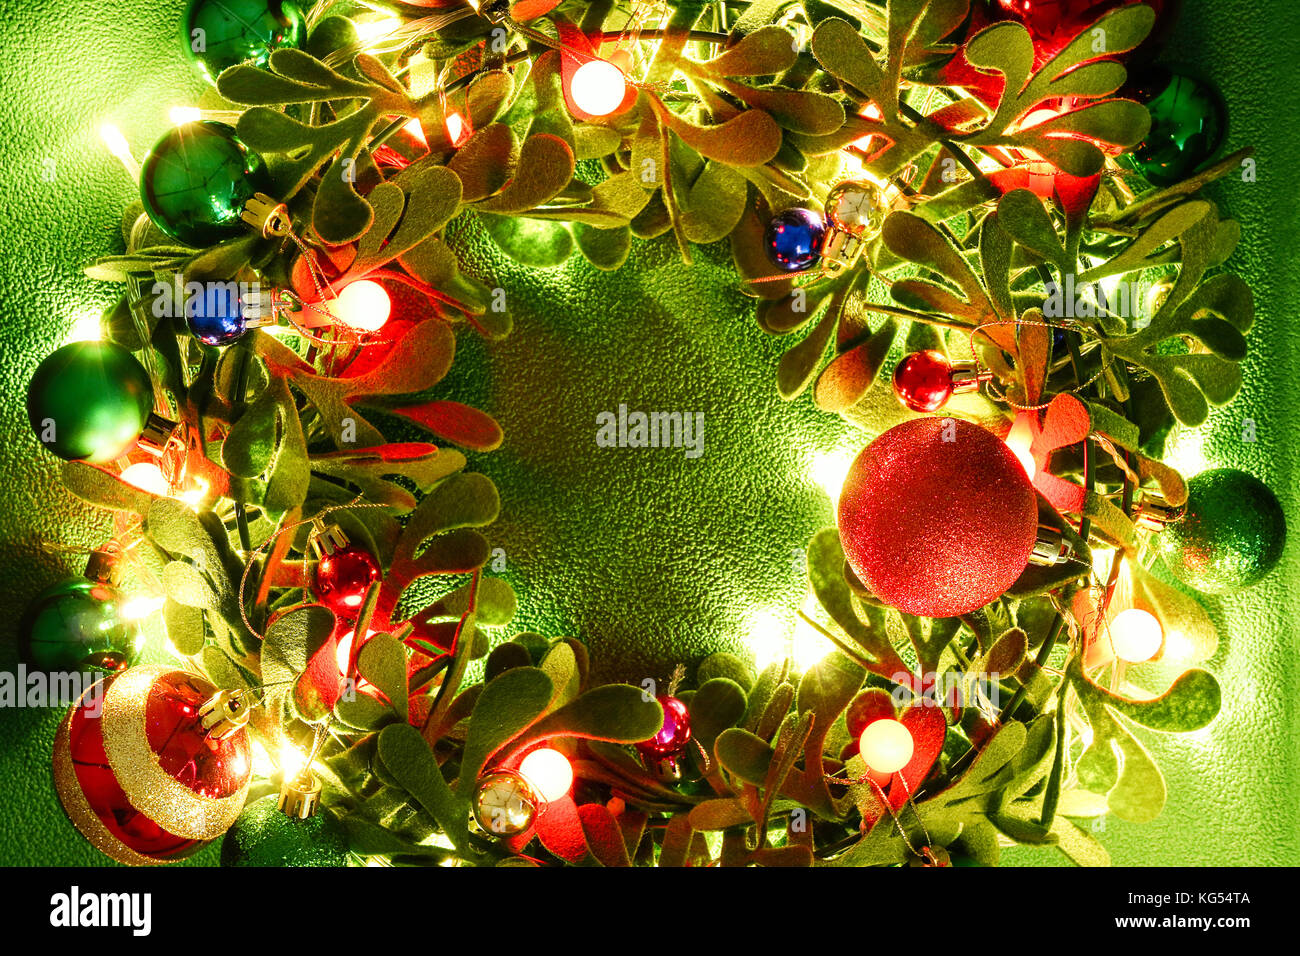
[836,419,1040,617]
[313,545,382,618]
[993,0,1182,64]
[53,666,252,865]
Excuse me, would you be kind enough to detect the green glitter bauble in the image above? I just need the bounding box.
[139,120,272,248]
[220,795,351,867]
[19,578,142,674]
[185,0,305,83]
[26,340,155,462]
[1157,469,1286,593]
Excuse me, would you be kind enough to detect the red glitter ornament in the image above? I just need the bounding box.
[53,666,252,865]
[993,0,1182,65]
[836,419,1040,617]
[313,544,382,617]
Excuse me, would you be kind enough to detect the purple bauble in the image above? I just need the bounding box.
[764,208,824,272]
[638,695,692,758]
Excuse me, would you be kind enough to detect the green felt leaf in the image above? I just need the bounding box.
[514,684,664,749]
[813,318,899,411]
[222,377,279,478]
[334,692,396,731]
[457,666,554,796]
[398,237,488,313]
[573,222,632,270]
[777,306,837,399]
[397,472,500,567]
[689,678,749,754]
[997,189,1069,270]
[715,727,775,785]
[806,527,908,680]
[697,652,756,690]
[163,599,205,656]
[357,633,409,721]
[376,723,471,854]
[883,212,993,323]
[473,134,574,214]
[656,102,783,168]
[60,461,154,515]
[343,816,443,858]
[676,162,745,247]
[703,26,799,76]
[485,641,533,681]
[1052,816,1112,867]
[481,214,573,267]
[447,123,518,203]
[688,797,753,831]
[540,640,581,710]
[263,376,310,511]
[262,604,336,686]
[161,560,219,610]
[751,845,815,867]
[202,645,254,693]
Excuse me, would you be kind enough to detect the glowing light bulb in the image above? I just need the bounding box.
[65,311,104,343]
[519,747,573,802]
[1110,608,1163,664]
[279,743,307,779]
[169,106,202,126]
[858,718,913,775]
[354,15,401,43]
[120,462,169,496]
[443,111,469,148]
[326,280,391,332]
[120,594,166,620]
[1004,415,1036,478]
[570,59,627,117]
[99,123,139,177]
[403,116,428,145]
[809,449,856,506]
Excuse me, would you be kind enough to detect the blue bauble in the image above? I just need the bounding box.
[764,208,824,272]
[187,283,249,345]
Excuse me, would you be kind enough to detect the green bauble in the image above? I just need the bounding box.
[1157,469,1286,593]
[185,0,305,83]
[220,796,351,867]
[1124,67,1227,188]
[26,340,154,462]
[139,121,272,248]
[19,578,142,674]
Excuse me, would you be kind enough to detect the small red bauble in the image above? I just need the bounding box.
[637,695,692,758]
[313,545,382,617]
[53,666,252,865]
[836,419,1040,617]
[893,351,958,413]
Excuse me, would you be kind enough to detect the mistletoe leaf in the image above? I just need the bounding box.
[457,666,555,796]
[376,723,470,852]
[702,26,799,76]
[513,685,665,749]
[262,604,336,686]
[813,319,899,412]
[473,134,574,213]
[357,632,409,721]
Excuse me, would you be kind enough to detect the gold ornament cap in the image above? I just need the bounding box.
[1134,490,1187,532]
[278,770,323,819]
[308,518,350,559]
[240,192,291,238]
[198,689,252,740]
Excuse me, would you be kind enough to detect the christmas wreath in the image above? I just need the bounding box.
[19,0,1286,868]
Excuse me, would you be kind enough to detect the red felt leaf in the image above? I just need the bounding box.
[1034,470,1087,513]
[512,0,563,22]
[311,442,442,465]
[294,632,344,720]
[385,401,504,451]
[1035,393,1091,452]
[889,704,947,807]
[578,803,632,866]
[533,795,589,863]
[341,318,457,399]
[845,689,897,739]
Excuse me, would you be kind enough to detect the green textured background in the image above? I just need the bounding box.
[0,0,1295,866]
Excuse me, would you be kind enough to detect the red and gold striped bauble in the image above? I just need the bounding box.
[53,665,252,865]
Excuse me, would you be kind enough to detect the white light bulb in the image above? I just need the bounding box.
[120,462,169,496]
[169,107,202,126]
[570,59,627,117]
[519,748,573,802]
[1110,608,1163,664]
[859,718,914,775]
[327,280,391,332]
